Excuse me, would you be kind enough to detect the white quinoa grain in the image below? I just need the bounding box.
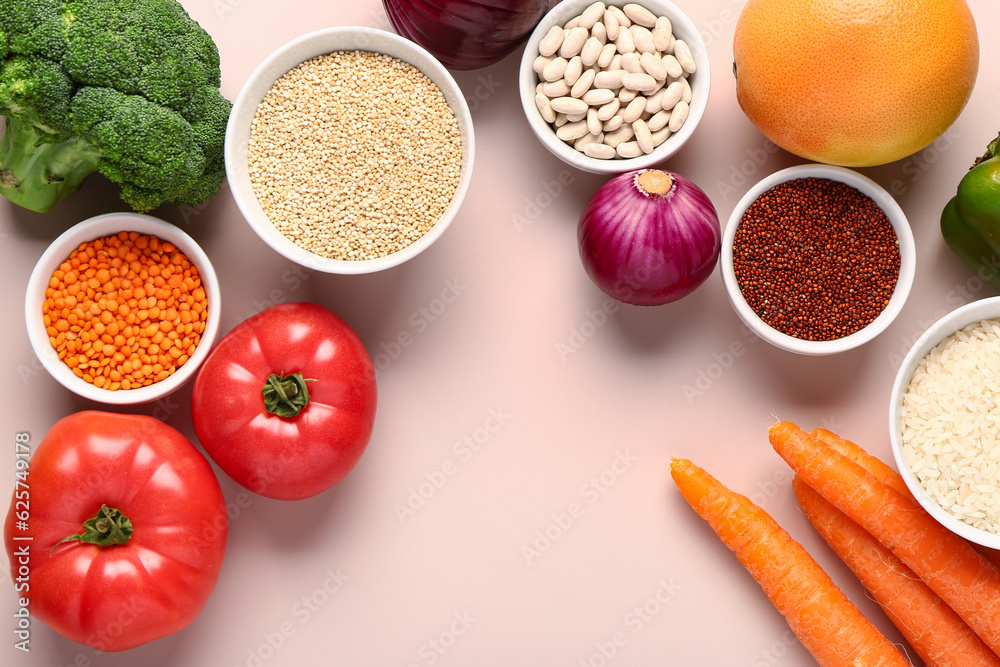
[248,50,463,261]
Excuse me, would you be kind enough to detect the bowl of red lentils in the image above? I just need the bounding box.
[225,27,475,274]
[25,212,221,404]
[720,164,915,355]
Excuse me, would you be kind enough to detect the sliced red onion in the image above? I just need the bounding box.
[578,169,721,306]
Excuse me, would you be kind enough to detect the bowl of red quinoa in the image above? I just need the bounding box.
[24,212,222,405]
[225,27,475,274]
[720,164,915,355]
[889,296,1000,549]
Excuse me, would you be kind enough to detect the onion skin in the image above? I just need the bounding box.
[382,0,557,70]
[577,169,721,307]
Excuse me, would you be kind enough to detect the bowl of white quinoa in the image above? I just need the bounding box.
[890,296,1000,549]
[225,27,475,274]
[518,0,709,175]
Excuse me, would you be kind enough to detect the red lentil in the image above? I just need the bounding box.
[43,231,209,390]
[732,177,900,341]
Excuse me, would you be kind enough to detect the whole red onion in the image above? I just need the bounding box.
[578,169,721,306]
[382,0,557,70]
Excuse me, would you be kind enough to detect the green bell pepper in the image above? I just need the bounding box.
[941,133,1000,289]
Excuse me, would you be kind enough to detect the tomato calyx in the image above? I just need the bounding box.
[50,504,133,555]
[263,372,316,418]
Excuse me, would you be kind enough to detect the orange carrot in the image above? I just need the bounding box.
[770,420,1000,655]
[811,427,1000,570]
[794,475,1000,666]
[670,457,910,667]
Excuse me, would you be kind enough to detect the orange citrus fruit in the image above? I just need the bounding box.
[733,0,979,167]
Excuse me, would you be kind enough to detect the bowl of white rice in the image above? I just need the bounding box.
[890,296,1000,549]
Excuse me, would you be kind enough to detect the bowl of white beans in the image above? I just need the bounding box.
[519,0,709,175]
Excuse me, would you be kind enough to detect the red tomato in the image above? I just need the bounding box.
[191,302,377,500]
[3,411,227,652]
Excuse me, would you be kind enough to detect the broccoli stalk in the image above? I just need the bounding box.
[0,0,232,214]
[0,115,101,212]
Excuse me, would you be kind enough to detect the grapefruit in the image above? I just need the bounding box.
[733,0,979,167]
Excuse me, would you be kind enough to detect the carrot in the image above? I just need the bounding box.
[811,428,1000,570]
[770,420,1000,655]
[670,457,910,667]
[794,475,1000,666]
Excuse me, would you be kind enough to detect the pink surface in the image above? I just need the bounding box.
[2,1,999,665]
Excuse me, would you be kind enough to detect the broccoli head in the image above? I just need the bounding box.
[0,0,232,213]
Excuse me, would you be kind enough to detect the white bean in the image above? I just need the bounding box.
[608,5,631,29]
[602,113,624,132]
[543,57,570,81]
[621,96,646,123]
[614,26,635,54]
[556,119,590,141]
[618,87,638,103]
[604,123,634,148]
[640,51,667,80]
[560,26,590,59]
[673,39,697,74]
[533,55,553,75]
[539,26,565,57]
[603,8,620,41]
[541,80,571,98]
[630,25,657,54]
[584,142,617,159]
[622,72,657,92]
[652,16,672,52]
[644,87,664,114]
[679,76,692,103]
[554,113,569,127]
[571,68,597,98]
[578,1,607,29]
[563,56,584,85]
[623,3,657,28]
[535,93,557,123]
[583,88,617,106]
[647,109,670,132]
[581,36,603,66]
[617,141,643,159]
[551,96,589,115]
[596,98,620,121]
[594,69,625,89]
[591,21,607,44]
[598,43,618,69]
[621,52,643,74]
[659,80,684,110]
[586,107,603,135]
[575,130,604,150]
[667,100,689,131]
[566,110,588,122]
[633,119,653,154]
[662,54,683,79]
[651,126,671,147]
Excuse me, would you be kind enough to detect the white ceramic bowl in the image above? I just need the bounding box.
[720,164,915,355]
[889,296,1000,550]
[25,213,221,405]
[225,27,475,275]
[519,0,710,175]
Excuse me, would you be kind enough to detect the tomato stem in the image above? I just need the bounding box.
[50,505,133,555]
[263,372,315,418]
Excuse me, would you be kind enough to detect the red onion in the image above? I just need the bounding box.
[578,169,721,306]
[382,0,557,70]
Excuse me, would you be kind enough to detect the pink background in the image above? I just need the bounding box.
[3,0,999,665]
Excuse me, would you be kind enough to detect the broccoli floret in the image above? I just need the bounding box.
[0,0,232,213]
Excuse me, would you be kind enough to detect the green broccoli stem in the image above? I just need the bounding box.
[0,115,102,213]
